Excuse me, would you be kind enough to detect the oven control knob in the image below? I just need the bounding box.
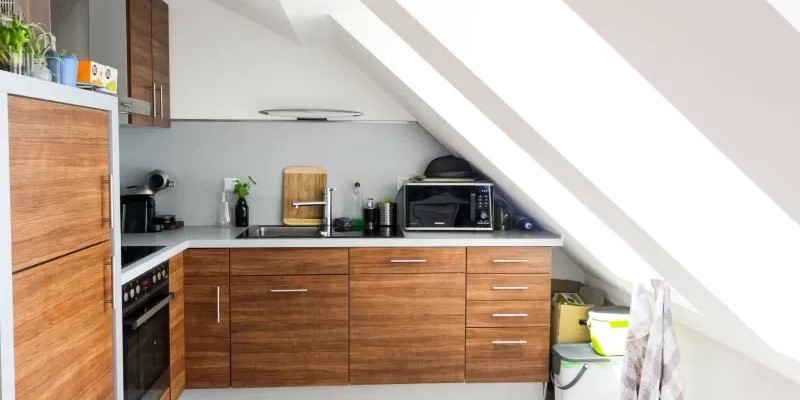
[480,211,488,220]
[153,273,158,283]
[163,270,168,278]
[135,285,141,294]
[129,288,135,298]
[123,292,128,302]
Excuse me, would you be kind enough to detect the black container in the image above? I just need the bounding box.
[363,198,379,232]
[235,197,249,227]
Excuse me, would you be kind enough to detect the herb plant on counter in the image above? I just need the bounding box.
[233,176,257,199]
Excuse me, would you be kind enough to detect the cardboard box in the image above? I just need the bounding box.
[551,300,592,344]
[77,60,105,88]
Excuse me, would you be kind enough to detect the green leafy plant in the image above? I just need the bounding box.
[0,13,32,69]
[26,22,54,63]
[233,176,257,199]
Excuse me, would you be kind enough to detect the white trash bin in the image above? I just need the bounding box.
[551,343,622,400]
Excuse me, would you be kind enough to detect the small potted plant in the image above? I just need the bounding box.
[25,21,55,81]
[0,13,32,75]
[233,176,257,227]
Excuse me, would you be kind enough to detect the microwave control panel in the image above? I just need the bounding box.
[475,185,492,226]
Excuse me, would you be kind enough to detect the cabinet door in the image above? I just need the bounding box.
[231,275,349,387]
[127,0,154,125]
[9,96,110,272]
[349,273,466,384]
[185,275,230,388]
[151,0,170,127]
[13,241,113,399]
[169,252,185,399]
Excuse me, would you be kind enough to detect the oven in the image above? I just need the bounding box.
[122,261,172,400]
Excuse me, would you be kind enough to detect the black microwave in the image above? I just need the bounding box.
[403,182,493,231]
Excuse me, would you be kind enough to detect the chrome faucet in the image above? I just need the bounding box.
[292,187,335,237]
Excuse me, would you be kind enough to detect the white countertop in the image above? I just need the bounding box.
[121,226,563,283]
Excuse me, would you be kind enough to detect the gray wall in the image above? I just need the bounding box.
[120,121,448,225]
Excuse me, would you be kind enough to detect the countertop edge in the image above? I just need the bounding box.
[120,229,563,284]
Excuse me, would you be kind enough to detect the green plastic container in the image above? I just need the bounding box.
[587,306,630,356]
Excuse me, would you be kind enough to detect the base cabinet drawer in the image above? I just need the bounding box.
[467,274,550,301]
[350,247,465,273]
[230,248,348,275]
[467,247,551,274]
[466,327,550,383]
[467,301,549,328]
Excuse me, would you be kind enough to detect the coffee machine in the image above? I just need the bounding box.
[121,194,157,233]
[122,169,178,233]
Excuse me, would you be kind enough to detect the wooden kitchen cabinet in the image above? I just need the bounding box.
[168,252,186,399]
[127,0,170,127]
[231,275,349,387]
[8,96,110,272]
[349,247,465,274]
[349,272,466,384]
[13,242,113,399]
[465,246,552,383]
[184,249,231,388]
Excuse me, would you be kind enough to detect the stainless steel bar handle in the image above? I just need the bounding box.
[390,259,427,264]
[492,286,529,290]
[159,83,164,118]
[151,83,157,118]
[130,293,174,330]
[492,340,527,345]
[216,286,220,323]
[108,174,114,229]
[101,175,113,228]
[104,259,113,305]
[493,259,529,263]
[492,313,528,318]
[270,289,308,293]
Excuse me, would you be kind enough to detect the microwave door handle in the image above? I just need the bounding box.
[470,191,477,223]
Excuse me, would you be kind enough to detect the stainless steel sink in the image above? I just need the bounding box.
[237,225,405,239]
[237,225,322,239]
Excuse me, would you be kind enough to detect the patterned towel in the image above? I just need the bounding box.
[621,280,685,400]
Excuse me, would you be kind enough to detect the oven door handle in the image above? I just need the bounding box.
[127,292,174,330]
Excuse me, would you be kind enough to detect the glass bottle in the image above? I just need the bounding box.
[217,191,231,227]
[351,181,364,230]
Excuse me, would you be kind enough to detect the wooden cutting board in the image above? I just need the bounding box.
[283,166,328,226]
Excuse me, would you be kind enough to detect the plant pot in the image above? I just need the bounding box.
[59,56,78,86]
[7,51,31,76]
[31,61,52,81]
[235,197,249,227]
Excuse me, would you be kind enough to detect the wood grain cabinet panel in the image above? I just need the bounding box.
[8,96,109,272]
[151,0,170,127]
[467,247,551,274]
[349,273,466,384]
[169,252,185,399]
[184,275,230,388]
[231,275,349,387]
[466,327,550,383]
[13,242,113,399]
[349,247,465,274]
[467,274,550,301]
[230,248,348,276]
[126,0,154,126]
[185,249,229,277]
[467,300,549,328]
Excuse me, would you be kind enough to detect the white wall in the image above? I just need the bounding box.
[678,324,800,400]
[167,0,412,121]
[565,0,800,225]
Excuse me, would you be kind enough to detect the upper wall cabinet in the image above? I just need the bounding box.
[127,0,171,127]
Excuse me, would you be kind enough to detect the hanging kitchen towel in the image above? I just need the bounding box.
[639,280,684,400]
[620,281,652,400]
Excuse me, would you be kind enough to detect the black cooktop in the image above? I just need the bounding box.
[121,245,166,267]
